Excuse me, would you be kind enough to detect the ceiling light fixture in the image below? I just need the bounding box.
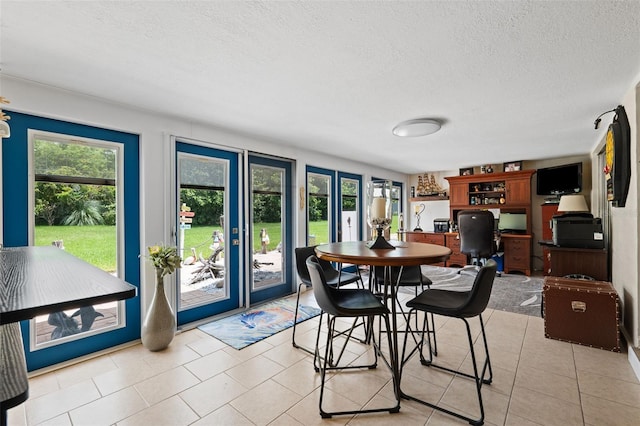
[392,118,441,137]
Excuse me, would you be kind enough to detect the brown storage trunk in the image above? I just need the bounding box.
[543,276,621,352]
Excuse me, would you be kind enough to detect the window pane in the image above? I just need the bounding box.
[340,177,359,242]
[34,138,116,180]
[178,154,227,310]
[32,136,121,347]
[307,173,331,245]
[390,183,402,240]
[251,165,284,289]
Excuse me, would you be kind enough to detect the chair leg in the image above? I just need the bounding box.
[292,282,314,355]
[399,314,492,426]
[317,314,400,418]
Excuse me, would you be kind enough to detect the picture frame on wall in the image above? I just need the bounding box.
[503,161,522,172]
[459,167,474,176]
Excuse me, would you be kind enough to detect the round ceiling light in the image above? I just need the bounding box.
[392,118,441,137]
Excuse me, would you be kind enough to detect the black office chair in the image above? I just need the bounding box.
[400,260,497,426]
[292,246,362,354]
[306,256,400,418]
[372,265,438,355]
[457,210,497,276]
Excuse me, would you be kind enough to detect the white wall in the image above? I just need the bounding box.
[0,76,407,318]
[591,80,639,349]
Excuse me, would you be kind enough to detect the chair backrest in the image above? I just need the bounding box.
[295,246,316,286]
[373,265,423,285]
[296,245,343,285]
[306,256,341,316]
[458,210,496,259]
[459,259,498,317]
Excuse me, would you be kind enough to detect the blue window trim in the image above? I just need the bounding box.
[175,142,241,324]
[2,111,140,371]
[248,155,293,303]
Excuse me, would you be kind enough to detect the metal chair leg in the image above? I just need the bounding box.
[399,310,492,426]
[292,282,314,355]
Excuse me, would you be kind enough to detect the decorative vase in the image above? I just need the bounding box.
[141,268,176,351]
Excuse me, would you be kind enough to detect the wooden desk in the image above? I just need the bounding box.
[404,231,532,275]
[500,234,532,276]
[1,246,137,425]
[315,241,451,403]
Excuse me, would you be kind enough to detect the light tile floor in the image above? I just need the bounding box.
[7,290,640,426]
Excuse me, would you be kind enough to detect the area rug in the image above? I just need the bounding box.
[198,296,321,350]
[399,265,543,317]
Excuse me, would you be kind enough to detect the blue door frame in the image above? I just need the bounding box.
[1,111,140,371]
[175,142,241,325]
[249,155,293,304]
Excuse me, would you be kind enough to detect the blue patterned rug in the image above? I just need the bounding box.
[198,296,321,350]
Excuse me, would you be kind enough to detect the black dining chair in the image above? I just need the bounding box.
[292,246,362,354]
[400,259,497,426]
[306,256,400,418]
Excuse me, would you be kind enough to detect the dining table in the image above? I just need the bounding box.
[1,246,137,426]
[314,240,451,403]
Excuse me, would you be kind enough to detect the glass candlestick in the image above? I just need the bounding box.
[367,180,395,250]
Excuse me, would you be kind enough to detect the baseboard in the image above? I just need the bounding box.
[629,343,640,382]
[621,327,640,382]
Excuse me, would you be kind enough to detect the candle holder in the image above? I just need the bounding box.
[367,180,395,250]
[413,203,426,231]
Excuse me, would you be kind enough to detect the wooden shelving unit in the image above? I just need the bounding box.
[409,195,449,202]
[444,169,536,275]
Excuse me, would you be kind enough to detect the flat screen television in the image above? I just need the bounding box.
[536,162,582,196]
[498,213,527,233]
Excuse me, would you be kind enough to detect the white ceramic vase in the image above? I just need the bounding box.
[141,268,176,351]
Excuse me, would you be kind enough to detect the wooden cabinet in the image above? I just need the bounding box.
[445,169,535,234]
[547,247,608,281]
[502,234,531,275]
[405,232,444,245]
[403,232,446,266]
[541,203,559,274]
[448,183,467,206]
[506,177,532,205]
[445,232,467,267]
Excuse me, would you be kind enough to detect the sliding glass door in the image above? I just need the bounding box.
[249,155,293,304]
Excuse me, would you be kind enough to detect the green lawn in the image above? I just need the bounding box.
[35,225,117,272]
[34,222,296,271]
[35,218,399,272]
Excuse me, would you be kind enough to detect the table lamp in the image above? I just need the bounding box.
[367,180,395,249]
[557,194,589,213]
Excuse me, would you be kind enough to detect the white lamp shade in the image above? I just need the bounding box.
[557,194,589,212]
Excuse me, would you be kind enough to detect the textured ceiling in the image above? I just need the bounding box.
[1,1,639,173]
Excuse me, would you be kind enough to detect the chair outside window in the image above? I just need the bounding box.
[292,246,361,354]
[306,256,400,418]
[457,210,496,276]
[400,260,497,426]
